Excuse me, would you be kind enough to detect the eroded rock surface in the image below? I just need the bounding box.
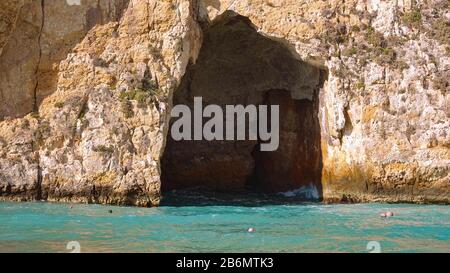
[0,0,129,119]
[0,0,448,205]
[0,0,202,206]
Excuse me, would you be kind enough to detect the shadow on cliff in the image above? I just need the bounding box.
[0,0,130,120]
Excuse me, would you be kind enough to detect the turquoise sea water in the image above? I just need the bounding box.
[0,194,449,253]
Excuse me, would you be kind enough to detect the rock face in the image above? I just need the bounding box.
[0,0,449,205]
[0,0,130,119]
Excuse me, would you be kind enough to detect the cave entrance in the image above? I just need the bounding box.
[161,13,326,200]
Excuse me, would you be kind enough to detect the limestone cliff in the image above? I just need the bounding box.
[0,0,448,206]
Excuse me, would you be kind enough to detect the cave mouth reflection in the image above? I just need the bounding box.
[161,12,326,202]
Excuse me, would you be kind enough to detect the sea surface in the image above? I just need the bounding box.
[0,192,448,253]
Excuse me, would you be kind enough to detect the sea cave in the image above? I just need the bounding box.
[161,13,326,200]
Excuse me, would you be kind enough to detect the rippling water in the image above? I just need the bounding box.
[0,195,448,253]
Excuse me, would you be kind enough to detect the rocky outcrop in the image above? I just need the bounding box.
[0,0,202,206]
[0,0,448,205]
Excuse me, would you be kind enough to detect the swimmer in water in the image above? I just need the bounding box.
[380,211,394,218]
[248,228,255,233]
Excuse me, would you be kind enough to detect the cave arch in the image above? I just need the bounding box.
[161,13,326,199]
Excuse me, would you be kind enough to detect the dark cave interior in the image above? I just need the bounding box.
[161,13,326,198]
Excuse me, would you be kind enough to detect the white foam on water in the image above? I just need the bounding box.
[278,183,320,200]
